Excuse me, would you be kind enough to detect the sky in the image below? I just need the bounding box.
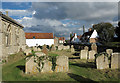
[1,1,119,39]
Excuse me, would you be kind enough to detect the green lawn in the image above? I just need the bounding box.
[2,51,120,82]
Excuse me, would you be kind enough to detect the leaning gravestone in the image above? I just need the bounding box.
[80,50,88,59]
[25,56,39,74]
[106,49,113,57]
[71,45,75,53]
[111,53,120,69]
[91,43,97,52]
[42,45,49,55]
[24,48,32,55]
[55,56,69,72]
[96,54,109,69]
[84,46,89,51]
[41,60,53,73]
[89,50,96,59]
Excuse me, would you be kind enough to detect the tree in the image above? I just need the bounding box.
[93,22,115,43]
[115,21,120,38]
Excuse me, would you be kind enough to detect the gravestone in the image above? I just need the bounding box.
[84,46,89,51]
[80,50,88,59]
[37,48,41,51]
[111,53,120,69]
[50,45,56,51]
[106,49,113,57]
[55,56,69,72]
[42,45,49,55]
[58,45,63,50]
[71,45,75,53]
[91,43,97,52]
[89,50,96,59]
[25,56,39,74]
[96,54,109,69]
[63,46,70,50]
[35,52,46,57]
[41,60,53,73]
[24,48,31,55]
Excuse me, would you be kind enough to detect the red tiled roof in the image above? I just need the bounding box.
[25,33,54,39]
[59,37,65,40]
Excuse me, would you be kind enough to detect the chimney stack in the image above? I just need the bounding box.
[6,11,8,16]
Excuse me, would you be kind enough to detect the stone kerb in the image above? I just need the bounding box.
[111,53,120,69]
[96,54,109,69]
[80,50,88,59]
[55,56,69,72]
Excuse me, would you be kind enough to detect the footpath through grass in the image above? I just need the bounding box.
[2,50,120,82]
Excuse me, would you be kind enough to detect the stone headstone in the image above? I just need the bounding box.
[96,54,109,69]
[71,45,75,53]
[50,45,56,51]
[106,49,113,57]
[63,46,70,50]
[89,50,96,59]
[24,48,31,55]
[42,45,49,55]
[111,53,120,69]
[91,43,97,52]
[35,52,46,57]
[41,60,53,73]
[84,46,89,51]
[55,56,69,72]
[37,48,41,51]
[80,50,88,59]
[58,45,63,50]
[25,56,39,74]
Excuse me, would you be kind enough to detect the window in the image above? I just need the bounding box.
[33,36,35,39]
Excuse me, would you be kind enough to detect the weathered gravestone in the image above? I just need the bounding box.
[106,49,113,57]
[96,54,109,69]
[55,56,69,72]
[84,46,89,51]
[24,48,32,55]
[89,50,96,59]
[91,43,97,52]
[25,56,39,74]
[80,50,88,59]
[50,45,56,51]
[111,53,120,69]
[71,45,75,53]
[42,45,49,55]
[41,60,53,73]
[58,45,63,50]
[35,52,46,57]
[33,47,38,52]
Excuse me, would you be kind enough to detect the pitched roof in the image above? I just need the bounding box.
[25,33,54,39]
[59,37,65,40]
[0,11,24,28]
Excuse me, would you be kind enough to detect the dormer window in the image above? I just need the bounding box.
[33,36,35,39]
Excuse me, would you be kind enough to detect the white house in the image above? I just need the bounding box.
[25,33,54,47]
[90,30,99,43]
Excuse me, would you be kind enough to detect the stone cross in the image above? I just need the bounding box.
[106,49,113,57]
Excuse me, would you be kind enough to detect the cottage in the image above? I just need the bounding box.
[0,11,26,58]
[25,33,54,47]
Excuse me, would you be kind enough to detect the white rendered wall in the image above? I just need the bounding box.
[26,39,54,47]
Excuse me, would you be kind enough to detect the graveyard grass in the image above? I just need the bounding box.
[2,50,120,82]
